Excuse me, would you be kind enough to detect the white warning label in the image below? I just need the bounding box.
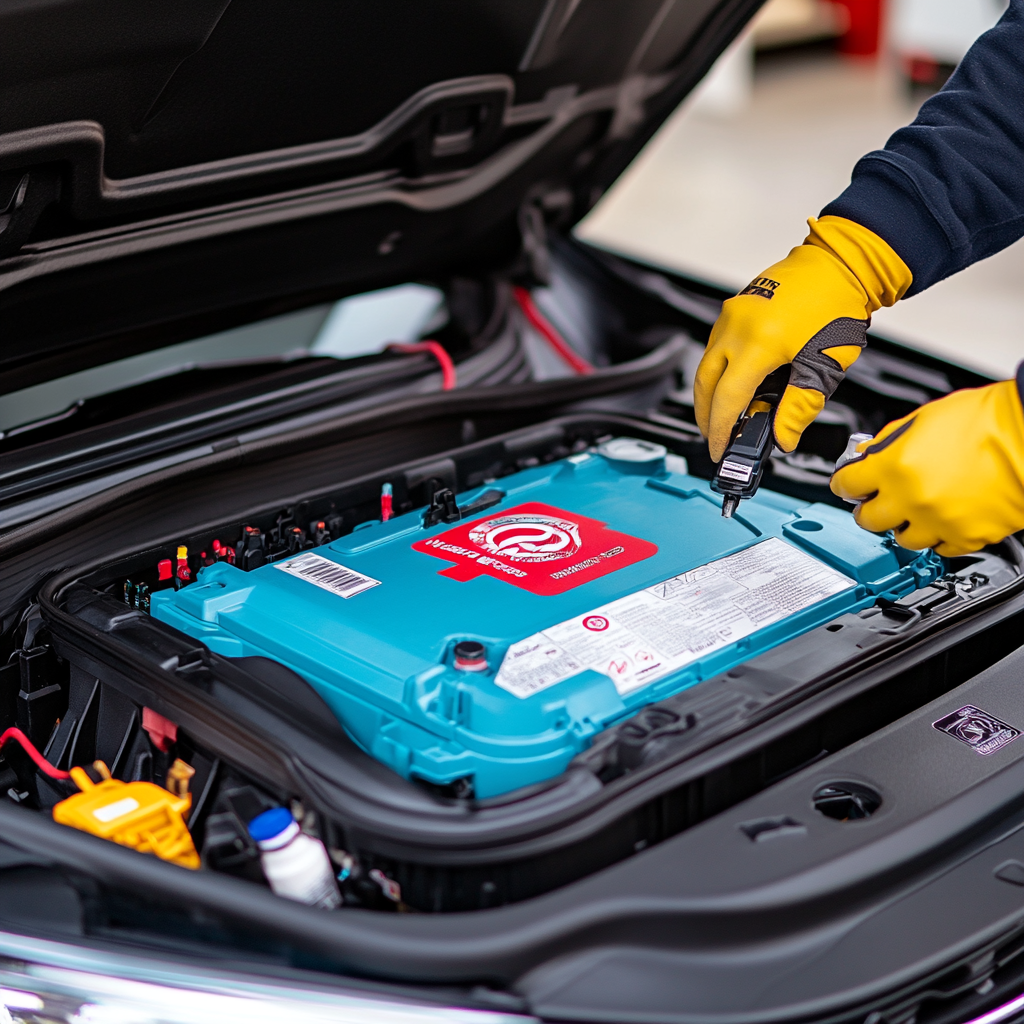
[494,537,854,699]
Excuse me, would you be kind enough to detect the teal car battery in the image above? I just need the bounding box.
[150,437,941,799]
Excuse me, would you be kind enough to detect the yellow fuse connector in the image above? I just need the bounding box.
[52,758,200,869]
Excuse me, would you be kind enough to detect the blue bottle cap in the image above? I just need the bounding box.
[248,807,294,842]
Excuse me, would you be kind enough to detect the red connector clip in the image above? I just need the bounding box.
[142,707,178,753]
[175,545,191,582]
[213,538,236,565]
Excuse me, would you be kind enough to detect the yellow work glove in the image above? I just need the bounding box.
[695,216,913,462]
[831,381,1024,557]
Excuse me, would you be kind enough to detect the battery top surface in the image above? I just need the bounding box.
[151,440,940,797]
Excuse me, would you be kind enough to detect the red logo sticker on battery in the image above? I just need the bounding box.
[412,502,658,595]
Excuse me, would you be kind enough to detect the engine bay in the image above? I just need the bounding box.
[5,1,1024,1013]
[0,410,1016,918]
[2,249,1023,938]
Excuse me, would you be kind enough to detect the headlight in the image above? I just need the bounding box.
[0,930,534,1024]
[963,992,1024,1024]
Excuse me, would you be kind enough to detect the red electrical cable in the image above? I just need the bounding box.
[512,285,594,376]
[0,727,71,780]
[387,341,456,390]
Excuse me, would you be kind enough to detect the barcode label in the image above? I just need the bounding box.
[275,551,380,599]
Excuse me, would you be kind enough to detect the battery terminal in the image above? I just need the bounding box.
[211,539,235,564]
[454,641,489,673]
[237,526,266,570]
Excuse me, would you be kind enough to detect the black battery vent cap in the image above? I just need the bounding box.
[454,641,488,672]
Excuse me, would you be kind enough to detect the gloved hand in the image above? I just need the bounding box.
[831,380,1024,557]
[695,216,912,462]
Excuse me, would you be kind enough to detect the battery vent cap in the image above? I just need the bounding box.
[596,437,667,473]
[454,640,489,672]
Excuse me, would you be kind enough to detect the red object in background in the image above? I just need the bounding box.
[834,0,883,57]
[142,707,178,752]
[157,558,173,581]
[906,54,941,84]
[512,286,594,376]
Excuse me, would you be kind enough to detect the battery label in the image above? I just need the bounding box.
[275,552,381,599]
[495,537,854,698]
[412,502,658,595]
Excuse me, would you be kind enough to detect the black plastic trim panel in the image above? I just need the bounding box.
[4,645,1024,1019]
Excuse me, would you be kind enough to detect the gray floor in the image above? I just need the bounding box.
[579,48,1024,380]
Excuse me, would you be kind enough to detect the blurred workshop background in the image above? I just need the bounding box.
[578,0,1017,380]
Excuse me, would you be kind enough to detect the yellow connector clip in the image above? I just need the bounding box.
[52,758,200,869]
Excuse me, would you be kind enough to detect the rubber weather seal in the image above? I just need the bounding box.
[0,336,686,560]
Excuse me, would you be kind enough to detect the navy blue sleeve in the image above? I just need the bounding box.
[822,0,1024,297]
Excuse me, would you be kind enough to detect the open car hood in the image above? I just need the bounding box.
[0,0,761,394]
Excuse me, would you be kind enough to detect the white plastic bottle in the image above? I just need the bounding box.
[247,808,341,909]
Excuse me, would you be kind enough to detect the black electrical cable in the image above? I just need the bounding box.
[0,282,536,530]
[0,336,687,560]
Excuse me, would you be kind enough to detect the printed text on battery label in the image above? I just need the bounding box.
[275,552,381,598]
[495,537,854,699]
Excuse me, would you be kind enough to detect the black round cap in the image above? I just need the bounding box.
[454,641,486,661]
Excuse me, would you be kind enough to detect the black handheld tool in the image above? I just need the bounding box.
[710,366,791,518]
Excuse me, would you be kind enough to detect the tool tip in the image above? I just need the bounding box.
[722,496,739,519]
